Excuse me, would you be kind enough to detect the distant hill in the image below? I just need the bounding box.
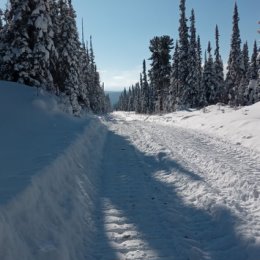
[105,91,121,106]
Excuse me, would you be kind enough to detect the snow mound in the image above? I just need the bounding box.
[0,81,107,259]
[114,103,260,153]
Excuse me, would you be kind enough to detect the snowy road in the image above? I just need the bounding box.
[91,113,260,260]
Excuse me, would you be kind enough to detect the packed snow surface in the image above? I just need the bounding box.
[0,80,260,260]
[96,111,260,260]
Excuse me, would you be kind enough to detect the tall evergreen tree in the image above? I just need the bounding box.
[246,40,260,105]
[87,36,104,113]
[177,0,190,108]
[29,0,56,90]
[239,42,250,105]
[186,9,199,108]
[149,35,173,113]
[141,59,149,113]
[0,9,3,30]
[225,2,242,106]
[202,42,215,105]
[48,0,60,93]
[134,82,142,113]
[241,42,250,81]
[250,40,258,80]
[55,0,82,115]
[170,41,180,110]
[196,36,203,106]
[214,25,225,103]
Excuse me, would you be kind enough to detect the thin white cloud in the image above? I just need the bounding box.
[100,65,142,91]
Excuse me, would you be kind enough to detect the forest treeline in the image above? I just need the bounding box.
[116,1,260,113]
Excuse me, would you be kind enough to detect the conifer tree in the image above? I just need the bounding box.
[177,0,190,108]
[141,59,149,113]
[242,42,250,81]
[133,83,142,113]
[246,40,260,104]
[225,2,242,106]
[0,9,3,30]
[149,35,173,113]
[78,45,91,110]
[49,0,60,93]
[239,42,250,105]
[196,36,203,106]
[202,42,215,105]
[29,0,56,90]
[214,25,225,103]
[170,41,180,110]
[250,40,258,80]
[186,9,199,108]
[56,0,82,115]
[87,36,104,113]
[127,87,134,111]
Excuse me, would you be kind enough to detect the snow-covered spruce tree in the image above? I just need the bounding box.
[214,25,225,104]
[139,72,143,112]
[186,9,199,108]
[141,59,149,114]
[149,36,161,113]
[239,42,250,105]
[127,86,134,111]
[202,42,215,105]
[0,10,3,30]
[177,0,190,109]
[134,82,142,113]
[250,40,258,81]
[148,69,155,113]
[149,35,173,113]
[242,42,250,82]
[158,36,173,113]
[247,40,260,105]
[48,0,60,92]
[170,41,180,110]
[55,0,83,115]
[28,0,56,90]
[225,2,243,107]
[1,0,55,89]
[86,36,106,113]
[104,93,112,112]
[77,43,91,110]
[196,35,203,107]
[117,88,127,111]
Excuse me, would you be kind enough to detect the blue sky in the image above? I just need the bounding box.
[1,1,259,91]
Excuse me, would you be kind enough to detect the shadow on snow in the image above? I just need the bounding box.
[91,125,260,260]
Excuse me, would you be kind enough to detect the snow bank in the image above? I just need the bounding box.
[0,81,107,260]
[114,103,260,153]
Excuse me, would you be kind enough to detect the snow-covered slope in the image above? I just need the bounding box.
[114,103,260,153]
[0,81,107,259]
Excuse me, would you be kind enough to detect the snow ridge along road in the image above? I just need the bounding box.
[93,113,260,260]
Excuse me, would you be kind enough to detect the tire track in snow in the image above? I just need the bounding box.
[92,125,183,260]
[99,114,260,260]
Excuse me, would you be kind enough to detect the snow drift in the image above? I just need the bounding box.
[0,81,107,260]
